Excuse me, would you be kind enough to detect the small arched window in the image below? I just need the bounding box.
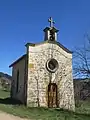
[16,70,19,93]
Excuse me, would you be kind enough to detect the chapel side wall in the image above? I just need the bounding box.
[11,58,26,103]
[27,43,75,111]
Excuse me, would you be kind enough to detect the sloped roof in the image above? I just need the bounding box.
[9,41,72,67]
[9,54,26,67]
[25,40,72,54]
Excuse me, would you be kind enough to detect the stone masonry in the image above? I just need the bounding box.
[26,42,75,111]
[10,17,75,111]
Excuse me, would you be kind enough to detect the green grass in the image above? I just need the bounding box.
[0,89,10,98]
[0,90,90,120]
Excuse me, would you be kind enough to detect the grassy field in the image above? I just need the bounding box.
[0,90,90,120]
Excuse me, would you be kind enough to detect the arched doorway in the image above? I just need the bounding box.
[48,83,57,107]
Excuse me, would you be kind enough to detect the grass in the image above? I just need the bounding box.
[0,90,90,120]
[0,89,10,98]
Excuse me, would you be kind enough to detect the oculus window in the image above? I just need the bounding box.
[46,58,58,73]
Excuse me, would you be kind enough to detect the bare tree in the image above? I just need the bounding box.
[73,35,90,78]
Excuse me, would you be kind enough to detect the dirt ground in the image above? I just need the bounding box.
[0,111,29,120]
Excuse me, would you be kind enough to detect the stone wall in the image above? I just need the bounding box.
[27,43,75,111]
[11,58,26,103]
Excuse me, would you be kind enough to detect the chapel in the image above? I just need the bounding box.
[9,17,75,111]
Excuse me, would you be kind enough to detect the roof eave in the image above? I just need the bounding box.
[9,54,26,68]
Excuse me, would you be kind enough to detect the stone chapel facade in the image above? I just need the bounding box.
[9,17,75,111]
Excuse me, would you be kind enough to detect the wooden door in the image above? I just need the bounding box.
[48,83,57,107]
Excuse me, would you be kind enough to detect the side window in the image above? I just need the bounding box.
[16,70,19,93]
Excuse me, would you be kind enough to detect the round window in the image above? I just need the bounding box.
[46,58,58,73]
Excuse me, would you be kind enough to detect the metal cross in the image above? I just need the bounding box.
[48,17,55,27]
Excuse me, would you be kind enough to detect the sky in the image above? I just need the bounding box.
[0,0,90,75]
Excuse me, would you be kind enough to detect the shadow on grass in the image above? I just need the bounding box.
[0,89,90,119]
[0,97,22,105]
[55,107,90,118]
